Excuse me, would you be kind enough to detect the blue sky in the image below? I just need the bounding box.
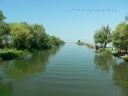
[0,0,128,43]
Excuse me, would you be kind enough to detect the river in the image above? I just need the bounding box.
[0,43,128,96]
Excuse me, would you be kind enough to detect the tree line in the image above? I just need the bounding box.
[94,14,128,53]
[0,10,64,50]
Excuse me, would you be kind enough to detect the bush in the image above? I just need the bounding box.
[0,51,18,60]
[99,48,112,54]
[76,42,84,45]
[0,50,29,60]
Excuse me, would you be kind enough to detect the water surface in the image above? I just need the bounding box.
[0,43,128,96]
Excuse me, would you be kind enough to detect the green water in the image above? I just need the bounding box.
[0,43,128,96]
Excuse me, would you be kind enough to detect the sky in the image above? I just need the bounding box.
[0,0,128,43]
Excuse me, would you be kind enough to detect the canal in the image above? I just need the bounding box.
[0,43,128,96]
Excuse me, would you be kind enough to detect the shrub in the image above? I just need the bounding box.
[0,50,29,60]
[99,48,112,54]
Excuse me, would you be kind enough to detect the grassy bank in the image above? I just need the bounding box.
[98,48,128,62]
[76,42,84,45]
[112,51,128,62]
[76,40,84,45]
[98,48,112,54]
[0,49,30,60]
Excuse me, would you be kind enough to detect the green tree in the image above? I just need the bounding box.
[0,10,6,22]
[41,34,52,49]
[0,10,10,48]
[30,24,46,49]
[94,30,104,46]
[1,23,11,48]
[94,25,111,48]
[41,35,64,49]
[49,36,61,47]
[10,23,33,49]
[0,10,65,50]
[0,10,6,37]
[112,22,128,53]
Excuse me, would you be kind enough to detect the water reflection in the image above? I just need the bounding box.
[0,46,61,96]
[94,53,115,74]
[0,77,13,96]
[113,61,128,96]
[94,51,128,96]
[0,46,61,80]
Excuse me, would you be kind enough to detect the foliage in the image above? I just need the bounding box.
[0,10,65,60]
[48,36,65,47]
[29,24,46,49]
[0,10,6,22]
[10,23,33,49]
[98,48,112,54]
[0,49,28,60]
[0,10,10,48]
[112,52,125,57]
[112,22,128,53]
[76,40,84,45]
[9,22,65,50]
[94,25,111,48]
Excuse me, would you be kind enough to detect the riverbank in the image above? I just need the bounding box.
[0,49,30,60]
[112,51,128,62]
[76,42,84,45]
[0,43,65,61]
[97,48,128,62]
[83,41,128,62]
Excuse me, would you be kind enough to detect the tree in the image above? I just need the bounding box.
[0,10,7,37]
[10,22,65,50]
[10,23,33,49]
[112,22,128,53]
[94,30,104,46]
[94,25,111,48]
[1,23,11,48]
[30,24,46,49]
[0,10,65,50]
[0,10,10,48]
[0,10,6,22]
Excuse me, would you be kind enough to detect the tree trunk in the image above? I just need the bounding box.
[104,43,107,48]
[125,49,128,54]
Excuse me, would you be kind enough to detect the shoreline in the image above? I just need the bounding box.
[84,43,128,62]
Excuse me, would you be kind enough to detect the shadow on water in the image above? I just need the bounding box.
[94,53,116,74]
[94,50,128,96]
[113,61,128,96]
[0,46,62,96]
[0,77,13,96]
[0,46,61,80]
[0,47,60,96]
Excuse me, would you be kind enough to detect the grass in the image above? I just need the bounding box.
[121,56,128,61]
[0,49,30,60]
[97,48,128,62]
[99,48,112,54]
[112,51,125,57]
[76,42,84,45]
